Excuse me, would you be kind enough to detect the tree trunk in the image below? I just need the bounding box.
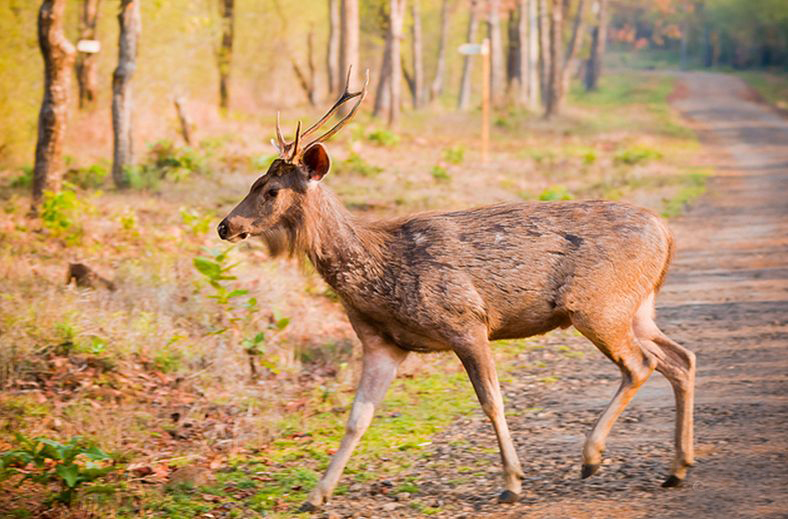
[218,0,234,110]
[488,0,505,107]
[506,6,521,97]
[173,97,193,146]
[111,0,140,188]
[410,0,424,109]
[429,0,451,101]
[338,0,360,115]
[680,17,689,70]
[458,0,479,110]
[33,0,75,207]
[76,0,100,109]
[583,0,606,91]
[537,0,550,107]
[373,28,392,117]
[291,29,318,106]
[327,0,340,94]
[561,0,586,98]
[524,0,539,109]
[388,0,405,126]
[544,0,563,118]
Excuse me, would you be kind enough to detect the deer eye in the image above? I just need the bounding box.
[265,187,279,199]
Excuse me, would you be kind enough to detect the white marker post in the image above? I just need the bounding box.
[458,38,491,163]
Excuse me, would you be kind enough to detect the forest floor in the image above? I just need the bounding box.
[0,68,784,518]
[319,72,788,518]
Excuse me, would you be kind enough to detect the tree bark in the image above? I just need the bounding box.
[373,24,392,117]
[291,29,318,106]
[488,0,505,107]
[583,0,606,91]
[458,0,479,110]
[218,0,234,110]
[173,97,193,146]
[525,0,539,109]
[76,0,100,109]
[544,0,563,118]
[388,0,406,126]
[506,6,521,97]
[327,0,340,94]
[537,0,550,107]
[561,0,586,97]
[410,0,425,109]
[111,0,140,188]
[33,0,76,207]
[338,0,360,115]
[429,0,451,101]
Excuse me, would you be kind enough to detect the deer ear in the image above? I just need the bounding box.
[302,143,331,181]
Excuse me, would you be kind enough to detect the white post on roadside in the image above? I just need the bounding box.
[458,37,492,163]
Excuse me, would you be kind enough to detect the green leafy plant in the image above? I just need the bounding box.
[193,247,249,309]
[367,129,400,147]
[431,165,451,183]
[0,434,116,506]
[65,163,108,189]
[242,315,289,379]
[538,185,574,201]
[335,152,383,177]
[10,166,33,188]
[180,208,214,235]
[41,188,86,244]
[443,145,465,165]
[614,145,663,166]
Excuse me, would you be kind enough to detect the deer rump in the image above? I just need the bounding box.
[328,199,672,354]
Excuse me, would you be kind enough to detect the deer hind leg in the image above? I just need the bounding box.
[453,327,525,503]
[633,292,696,487]
[301,327,409,511]
[572,313,657,479]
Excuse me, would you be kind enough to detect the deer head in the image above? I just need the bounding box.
[217,68,369,247]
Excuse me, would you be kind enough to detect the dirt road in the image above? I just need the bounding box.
[324,72,788,518]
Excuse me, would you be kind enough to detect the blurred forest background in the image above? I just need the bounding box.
[0,0,786,517]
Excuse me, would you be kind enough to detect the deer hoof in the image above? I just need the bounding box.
[580,463,600,479]
[498,490,520,504]
[661,475,683,488]
[298,501,321,513]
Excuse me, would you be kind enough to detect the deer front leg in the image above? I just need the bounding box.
[454,330,525,503]
[300,329,408,511]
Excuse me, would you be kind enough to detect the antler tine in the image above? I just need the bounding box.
[303,68,370,149]
[288,120,302,162]
[301,66,366,140]
[275,111,288,156]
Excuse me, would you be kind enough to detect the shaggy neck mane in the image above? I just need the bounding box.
[262,183,388,284]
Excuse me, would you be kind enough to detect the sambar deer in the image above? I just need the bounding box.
[218,69,696,510]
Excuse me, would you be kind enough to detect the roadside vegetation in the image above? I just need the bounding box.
[0,67,709,517]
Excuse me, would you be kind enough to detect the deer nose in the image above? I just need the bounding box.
[217,220,229,240]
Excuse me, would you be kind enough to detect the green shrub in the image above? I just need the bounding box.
[143,139,207,182]
[0,434,116,506]
[335,152,382,177]
[41,188,85,244]
[614,146,663,166]
[538,185,574,201]
[367,129,400,147]
[10,166,33,188]
[443,145,465,165]
[431,165,451,183]
[180,208,214,235]
[64,163,108,189]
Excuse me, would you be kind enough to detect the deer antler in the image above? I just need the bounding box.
[273,67,370,162]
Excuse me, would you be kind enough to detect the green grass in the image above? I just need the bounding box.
[735,70,788,111]
[661,170,709,218]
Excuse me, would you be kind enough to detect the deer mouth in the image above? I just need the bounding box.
[227,232,249,243]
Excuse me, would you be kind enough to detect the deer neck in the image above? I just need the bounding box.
[302,184,386,291]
